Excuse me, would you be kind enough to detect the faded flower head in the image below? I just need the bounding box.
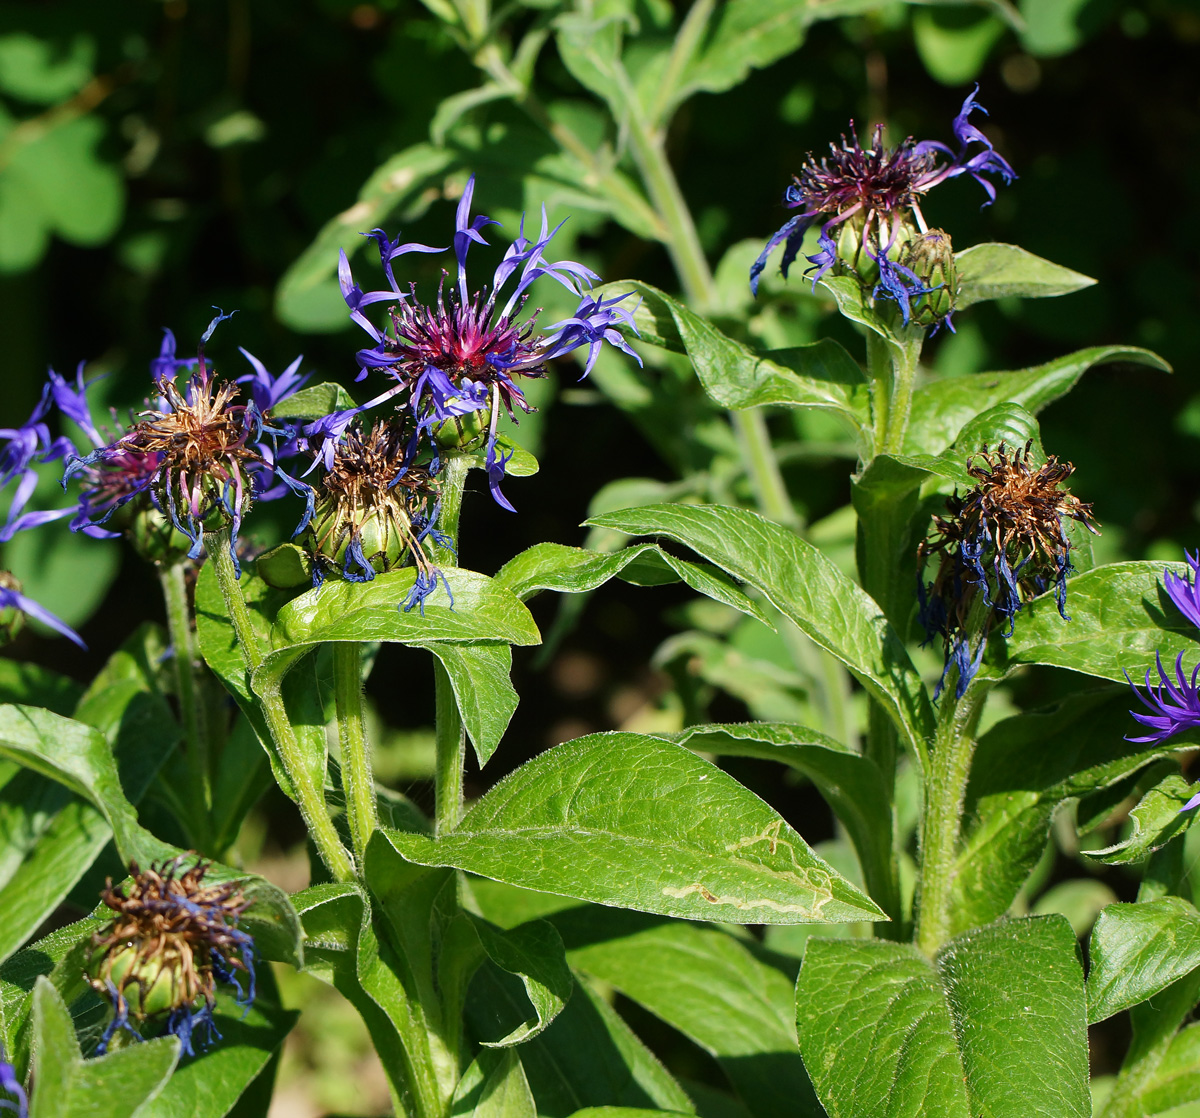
[338,176,640,511]
[87,858,255,1056]
[919,441,1098,698]
[749,86,1015,322]
[305,419,451,613]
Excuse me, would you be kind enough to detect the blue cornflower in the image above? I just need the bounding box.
[919,442,1096,699]
[338,175,640,509]
[0,384,74,488]
[235,348,311,413]
[750,84,1016,297]
[1164,551,1200,629]
[88,859,256,1057]
[0,1048,26,1118]
[1128,652,1200,751]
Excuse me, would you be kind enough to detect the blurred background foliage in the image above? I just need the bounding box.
[1,0,1198,1111]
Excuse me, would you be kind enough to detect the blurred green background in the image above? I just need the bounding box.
[1,1,1197,1110]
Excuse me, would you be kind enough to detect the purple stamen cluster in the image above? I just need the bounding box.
[1129,552,1200,810]
[749,85,1016,311]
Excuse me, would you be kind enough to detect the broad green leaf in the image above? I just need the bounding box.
[0,33,94,102]
[0,659,82,713]
[906,346,1170,456]
[270,380,356,419]
[452,1049,537,1118]
[1137,1021,1200,1115]
[597,281,869,437]
[471,916,573,1047]
[275,141,459,332]
[30,977,179,1118]
[912,8,1006,85]
[495,541,772,628]
[585,504,934,760]
[663,722,896,922]
[954,687,1199,933]
[1087,898,1200,1024]
[256,567,540,688]
[998,561,1199,682]
[418,643,518,768]
[1083,773,1199,865]
[467,969,694,1117]
[954,243,1094,309]
[385,732,883,924]
[796,916,1089,1118]
[552,906,820,1118]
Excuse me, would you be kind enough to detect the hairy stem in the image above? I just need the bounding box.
[334,641,377,866]
[205,528,355,882]
[159,561,211,848]
[433,455,469,836]
[732,408,800,531]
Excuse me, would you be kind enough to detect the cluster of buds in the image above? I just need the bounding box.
[750,86,1014,332]
[918,441,1098,698]
[86,858,255,1056]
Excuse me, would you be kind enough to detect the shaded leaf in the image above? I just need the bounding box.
[1082,772,1199,865]
[451,1049,538,1118]
[418,643,518,768]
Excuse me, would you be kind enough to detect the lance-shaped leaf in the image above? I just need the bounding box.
[997,560,1200,682]
[662,722,896,923]
[1087,898,1200,1024]
[451,1049,537,1118]
[386,732,882,924]
[595,281,869,437]
[953,687,1200,934]
[585,504,934,760]
[1132,1021,1200,1115]
[552,906,820,1118]
[1082,772,1199,864]
[906,345,1170,457]
[0,705,303,968]
[255,567,540,689]
[796,916,1090,1118]
[416,643,518,768]
[954,243,1095,308]
[29,977,179,1118]
[495,541,772,627]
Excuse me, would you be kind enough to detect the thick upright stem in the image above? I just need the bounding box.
[915,680,988,956]
[732,408,800,532]
[159,561,211,847]
[334,641,377,866]
[204,528,355,883]
[867,329,923,457]
[433,455,469,836]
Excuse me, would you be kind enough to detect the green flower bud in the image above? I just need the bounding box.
[128,506,194,567]
[434,408,488,452]
[902,229,958,328]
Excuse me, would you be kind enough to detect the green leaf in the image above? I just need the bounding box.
[955,687,1196,934]
[912,8,1006,85]
[471,916,573,1047]
[452,1049,538,1118]
[0,659,82,713]
[495,541,772,628]
[954,243,1095,309]
[663,722,895,922]
[796,916,1090,1118]
[998,560,1199,683]
[905,345,1170,456]
[269,380,356,419]
[467,970,694,1117]
[384,731,883,924]
[597,281,869,438]
[568,1111,693,1118]
[553,906,819,1118]
[418,643,518,768]
[585,504,934,762]
[1082,773,1199,865]
[275,142,458,332]
[29,977,179,1118]
[1087,898,1200,1024]
[0,33,94,102]
[1136,1021,1200,1115]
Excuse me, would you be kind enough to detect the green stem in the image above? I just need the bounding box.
[867,329,922,457]
[433,455,469,836]
[915,675,988,956]
[334,641,377,867]
[732,408,800,532]
[204,528,355,883]
[159,561,211,847]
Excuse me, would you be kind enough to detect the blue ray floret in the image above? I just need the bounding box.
[0,1048,26,1118]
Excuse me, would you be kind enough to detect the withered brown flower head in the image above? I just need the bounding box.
[918,441,1099,699]
[87,857,255,1056]
[307,420,449,610]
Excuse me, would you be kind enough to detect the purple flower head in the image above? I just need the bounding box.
[0,1046,27,1118]
[236,349,312,414]
[751,87,1016,296]
[0,570,85,648]
[1165,552,1200,631]
[1128,652,1200,750]
[338,177,640,508]
[0,384,73,488]
[48,362,106,447]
